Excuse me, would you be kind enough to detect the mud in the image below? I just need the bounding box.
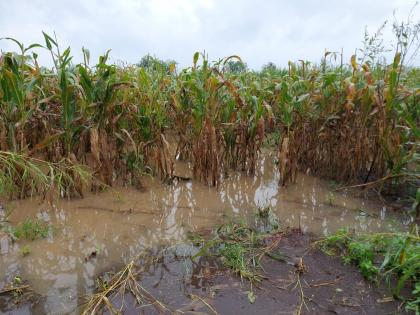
[0,150,412,314]
[89,232,406,314]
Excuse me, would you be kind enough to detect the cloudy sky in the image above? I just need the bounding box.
[0,0,418,69]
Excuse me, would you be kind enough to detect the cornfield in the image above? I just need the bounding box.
[0,33,418,200]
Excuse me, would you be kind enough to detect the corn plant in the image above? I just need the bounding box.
[0,28,418,196]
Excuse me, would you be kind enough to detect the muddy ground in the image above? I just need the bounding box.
[0,232,408,314]
[67,232,406,314]
[0,157,411,315]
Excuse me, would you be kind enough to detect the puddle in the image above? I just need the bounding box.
[83,235,404,315]
[0,150,411,314]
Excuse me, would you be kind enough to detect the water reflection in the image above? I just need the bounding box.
[0,150,409,314]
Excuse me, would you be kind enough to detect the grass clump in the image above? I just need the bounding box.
[216,223,264,282]
[192,210,285,283]
[315,226,420,313]
[0,151,91,199]
[11,218,51,241]
[219,242,249,275]
[20,245,31,256]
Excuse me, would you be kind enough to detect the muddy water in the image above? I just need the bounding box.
[0,150,411,314]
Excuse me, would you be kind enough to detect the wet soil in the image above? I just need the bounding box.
[91,232,406,315]
[0,232,408,314]
[0,151,412,314]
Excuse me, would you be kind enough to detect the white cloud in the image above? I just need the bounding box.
[0,0,418,69]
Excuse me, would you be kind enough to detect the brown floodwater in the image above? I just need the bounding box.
[0,150,412,314]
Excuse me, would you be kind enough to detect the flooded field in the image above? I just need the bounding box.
[1,8,419,313]
[0,151,412,314]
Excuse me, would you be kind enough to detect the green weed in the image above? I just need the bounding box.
[20,245,30,256]
[12,218,51,241]
[315,226,420,312]
[192,214,284,284]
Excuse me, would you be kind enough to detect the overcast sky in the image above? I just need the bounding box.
[0,0,419,69]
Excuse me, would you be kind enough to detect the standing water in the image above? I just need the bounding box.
[0,150,410,314]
